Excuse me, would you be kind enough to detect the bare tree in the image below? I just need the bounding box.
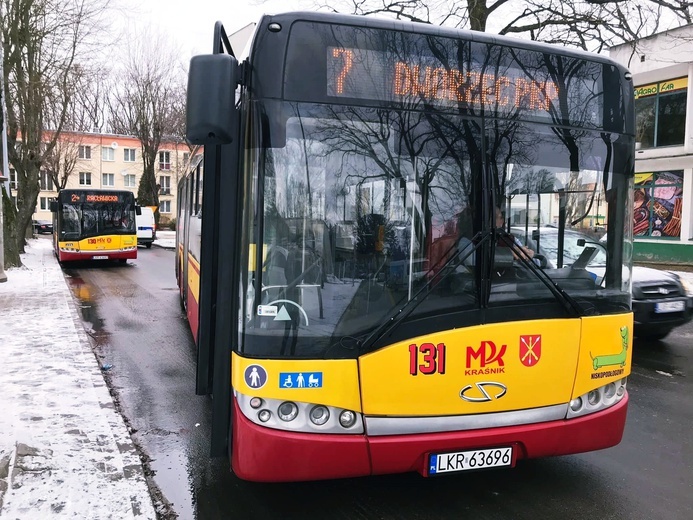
[108,31,187,221]
[319,0,689,52]
[1,0,110,267]
[43,133,83,191]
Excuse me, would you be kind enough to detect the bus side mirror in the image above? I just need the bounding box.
[186,54,239,145]
[136,206,142,216]
[49,201,57,212]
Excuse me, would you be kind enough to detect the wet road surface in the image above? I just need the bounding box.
[62,243,693,520]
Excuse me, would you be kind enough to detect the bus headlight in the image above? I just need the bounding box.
[309,405,330,426]
[278,401,298,422]
[235,393,364,434]
[569,397,582,412]
[339,410,357,428]
[566,378,627,419]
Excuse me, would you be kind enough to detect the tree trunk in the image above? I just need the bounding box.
[2,186,21,268]
[14,171,40,255]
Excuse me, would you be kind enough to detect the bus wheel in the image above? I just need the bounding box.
[146,243,152,249]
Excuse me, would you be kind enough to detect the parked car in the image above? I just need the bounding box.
[32,220,53,234]
[513,226,693,340]
[631,267,693,340]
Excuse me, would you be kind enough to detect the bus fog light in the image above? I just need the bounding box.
[604,382,616,398]
[278,401,298,422]
[339,410,357,428]
[250,397,263,409]
[258,410,271,422]
[617,385,625,397]
[587,390,600,406]
[309,405,330,425]
[569,397,583,412]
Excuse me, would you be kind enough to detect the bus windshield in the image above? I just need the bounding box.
[240,100,633,359]
[60,200,136,240]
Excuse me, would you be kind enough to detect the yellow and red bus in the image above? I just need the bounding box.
[177,11,635,482]
[51,189,138,263]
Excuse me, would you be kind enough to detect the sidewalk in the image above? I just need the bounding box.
[0,238,157,519]
[152,230,175,250]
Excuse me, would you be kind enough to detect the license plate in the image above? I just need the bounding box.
[428,446,513,475]
[93,255,108,260]
[655,301,685,313]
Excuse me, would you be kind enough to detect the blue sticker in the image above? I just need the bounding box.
[244,364,267,389]
[279,372,323,388]
[429,454,438,475]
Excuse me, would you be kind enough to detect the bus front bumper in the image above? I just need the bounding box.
[231,395,628,482]
[59,248,137,261]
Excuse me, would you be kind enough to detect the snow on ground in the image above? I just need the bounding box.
[0,238,156,519]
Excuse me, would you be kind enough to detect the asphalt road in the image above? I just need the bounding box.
[63,244,693,520]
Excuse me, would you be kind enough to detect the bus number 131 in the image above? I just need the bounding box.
[409,343,446,375]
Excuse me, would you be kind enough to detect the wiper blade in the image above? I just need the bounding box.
[498,232,589,316]
[358,232,490,353]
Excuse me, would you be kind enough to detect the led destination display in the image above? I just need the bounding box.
[328,47,560,112]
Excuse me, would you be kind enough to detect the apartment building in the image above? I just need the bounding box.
[610,26,693,263]
[10,131,190,226]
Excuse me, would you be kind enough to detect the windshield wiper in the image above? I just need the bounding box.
[357,232,490,353]
[498,232,592,317]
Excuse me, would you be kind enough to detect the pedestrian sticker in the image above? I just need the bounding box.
[275,305,292,321]
[245,364,268,389]
[279,372,323,388]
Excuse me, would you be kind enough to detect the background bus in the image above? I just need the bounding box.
[51,189,138,263]
[179,11,635,482]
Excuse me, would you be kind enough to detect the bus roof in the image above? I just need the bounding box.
[250,11,628,72]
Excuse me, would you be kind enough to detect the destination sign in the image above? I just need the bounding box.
[327,47,560,112]
[67,192,125,204]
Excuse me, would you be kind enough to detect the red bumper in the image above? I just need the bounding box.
[231,395,628,482]
[59,250,137,262]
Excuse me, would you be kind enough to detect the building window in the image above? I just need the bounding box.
[39,196,50,210]
[9,168,17,190]
[124,174,136,187]
[159,175,171,195]
[102,147,115,161]
[159,151,171,170]
[635,78,687,149]
[78,145,91,159]
[633,170,683,238]
[79,171,92,186]
[124,148,136,162]
[160,200,171,213]
[102,173,115,187]
[39,171,54,191]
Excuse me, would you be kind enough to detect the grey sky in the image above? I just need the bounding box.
[130,0,307,59]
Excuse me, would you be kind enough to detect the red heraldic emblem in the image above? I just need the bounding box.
[520,335,541,366]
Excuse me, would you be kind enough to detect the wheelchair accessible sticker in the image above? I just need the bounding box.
[279,372,323,388]
[244,364,268,389]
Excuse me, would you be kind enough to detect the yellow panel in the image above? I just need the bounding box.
[359,320,582,416]
[573,314,632,397]
[187,252,200,304]
[232,353,362,412]
[66,234,136,251]
[248,243,268,272]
